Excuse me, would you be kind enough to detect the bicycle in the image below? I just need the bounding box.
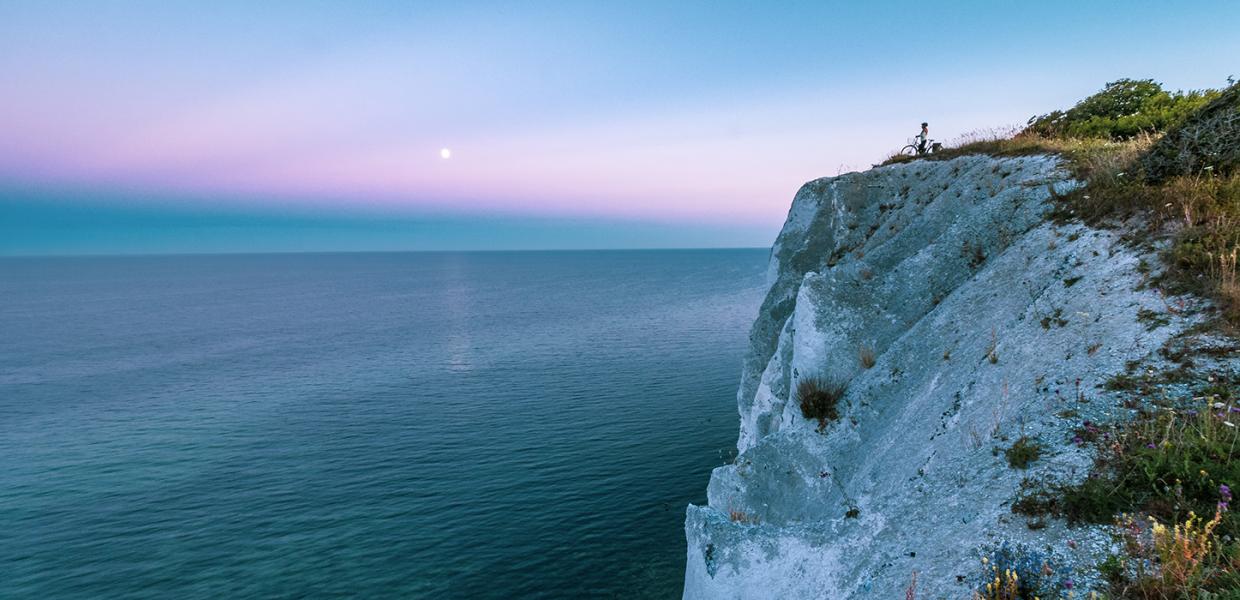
[899,138,942,156]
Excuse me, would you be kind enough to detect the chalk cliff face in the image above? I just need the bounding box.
[684,155,1192,598]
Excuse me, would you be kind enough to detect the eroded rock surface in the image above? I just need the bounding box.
[685,155,1195,599]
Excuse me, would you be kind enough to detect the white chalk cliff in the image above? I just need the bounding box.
[683,154,1198,598]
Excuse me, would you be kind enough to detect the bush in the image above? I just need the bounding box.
[796,376,845,432]
[1004,437,1042,469]
[1142,83,1240,181]
[1026,78,1220,141]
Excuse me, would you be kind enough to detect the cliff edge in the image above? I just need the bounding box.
[683,154,1202,598]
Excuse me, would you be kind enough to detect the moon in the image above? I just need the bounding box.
[440,148,451,159]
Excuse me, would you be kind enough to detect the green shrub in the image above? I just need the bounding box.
[1004,437,1042,469]
[796,375,845,431]
[1025,78,1220,141]
[1142,83,1240,181]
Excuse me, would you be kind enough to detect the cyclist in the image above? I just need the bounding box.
[916,122,929,154]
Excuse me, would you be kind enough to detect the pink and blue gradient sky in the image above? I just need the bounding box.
[2,1,1238,254]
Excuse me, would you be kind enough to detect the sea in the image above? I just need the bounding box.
[0,249,769,599]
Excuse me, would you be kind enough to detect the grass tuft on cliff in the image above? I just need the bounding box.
[796,375,845,432]
[858,344,876,369]
[1004,436,1042,469]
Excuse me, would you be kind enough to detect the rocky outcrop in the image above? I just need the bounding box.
[684,155,1196,598]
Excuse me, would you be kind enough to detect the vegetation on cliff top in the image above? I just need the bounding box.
[884,78,1240,330]
[1025,79,1221,142]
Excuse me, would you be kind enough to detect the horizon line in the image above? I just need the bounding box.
[0,246,772,259]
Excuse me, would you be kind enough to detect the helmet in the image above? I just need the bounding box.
[921,122,928,127]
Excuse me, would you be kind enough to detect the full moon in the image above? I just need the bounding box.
[440,148,451,159]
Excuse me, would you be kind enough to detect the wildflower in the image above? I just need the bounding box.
[1186,410,1199,416]
[1226,421,1236,428]
[1214,402,1225,409]
[1230,407,1240,413]
[1073,435,1083,446]
[1146,443,1156,449]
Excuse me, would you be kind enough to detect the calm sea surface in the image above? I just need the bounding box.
[0,250,768,599]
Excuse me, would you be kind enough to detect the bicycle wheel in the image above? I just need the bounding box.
[899,145,918,156]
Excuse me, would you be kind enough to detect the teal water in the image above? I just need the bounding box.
[0,249,768,599]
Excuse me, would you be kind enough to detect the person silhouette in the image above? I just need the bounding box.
[916,122,929,154]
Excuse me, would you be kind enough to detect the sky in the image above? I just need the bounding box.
[2,1,1238,255]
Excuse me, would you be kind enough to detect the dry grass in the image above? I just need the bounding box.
[858,344,876,369]
[796,375,846,432]
[728,508,758,524]
[1125,173,1240,327]
[1219,244,1240,323]
[880,126,1140,176]
[985,329,999,364]
[1109,510,1233,599]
